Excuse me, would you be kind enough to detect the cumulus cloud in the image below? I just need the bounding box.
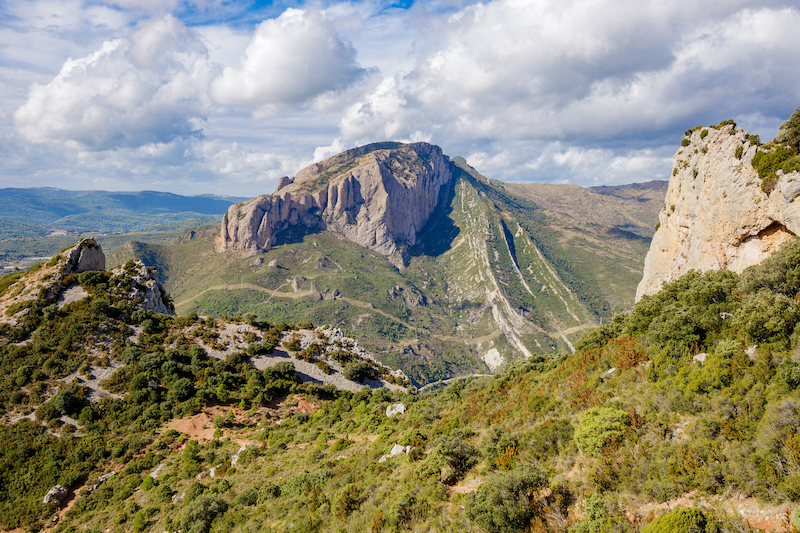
[339,0,800,182]
[210,8,367,116]
[14,15,212,151]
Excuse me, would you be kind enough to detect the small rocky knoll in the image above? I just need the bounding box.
[221,142,453,267]
[637,120,800,300]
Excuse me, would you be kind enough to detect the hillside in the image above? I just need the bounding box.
[109,149,664,385]
[2,237,800,532]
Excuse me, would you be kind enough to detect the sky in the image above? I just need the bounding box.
[1,0,799,198]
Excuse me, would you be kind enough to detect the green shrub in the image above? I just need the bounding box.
[343,360,372,383]
[735,145,744,159]
[465,467,547,533]
[574,406,630,456]
[776,106,800,150]
[700,129,708,139]
[181,494,228,533]
[681,139,691,147]
[417,429,479,484]
[641,508,720,533]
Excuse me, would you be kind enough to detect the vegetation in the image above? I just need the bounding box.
[2,233,800,532]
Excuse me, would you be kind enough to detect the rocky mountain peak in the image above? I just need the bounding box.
[636,121,800,300]
[221,142,453,267]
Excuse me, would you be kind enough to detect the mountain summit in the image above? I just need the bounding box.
[221,142,453,267]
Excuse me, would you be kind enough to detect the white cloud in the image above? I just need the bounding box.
[14,15,212,151]
[338,0,800,183]
[210,8,367,116]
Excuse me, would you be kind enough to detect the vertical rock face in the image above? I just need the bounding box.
[221,142,453,266]
[636,124,800,300]
[64,238,106,273]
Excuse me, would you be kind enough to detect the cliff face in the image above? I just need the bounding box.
[636,123,800,300]
[221,142,453,267]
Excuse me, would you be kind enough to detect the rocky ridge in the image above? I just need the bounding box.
[0,239,174,326]
[636,123,800,300]
[221,142,453,267]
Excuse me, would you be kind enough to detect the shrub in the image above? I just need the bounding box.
[418,429,480,484]
[735,145,744,159]
[180,494,228,533]
[641,508,720,533]
[465,467,548,533]
[574,406,630,456]
[343,360,372,383]
[776,106,800,150]
[700,129,709,139]
[681,139,691,147]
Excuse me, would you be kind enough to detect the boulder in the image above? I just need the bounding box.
[386,403,406,417]
[43,485,68,505]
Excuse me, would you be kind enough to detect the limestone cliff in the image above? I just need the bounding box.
[221,142,453,267]
[636,123,800,300]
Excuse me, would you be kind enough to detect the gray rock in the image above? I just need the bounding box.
[43,485,68,505]
[64,239,105,273]
[386,403,406,417]
[109,261,174,315]
[379,444,412,462]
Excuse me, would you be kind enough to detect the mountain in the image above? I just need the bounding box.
[222,142,452,268]
[0,188,248,237]
[638,114,800,300]
[109,144,665,385]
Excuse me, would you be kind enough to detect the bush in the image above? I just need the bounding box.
[776,106,800,150]
[418,429,480,484]
[181,494,228,533]
[465,467,548,533]
[641,508,720,533]
[681,139,691,147]
[343,360,372,383]
[574,406,630,456]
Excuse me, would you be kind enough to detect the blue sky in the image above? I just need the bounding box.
[1,0,799,197]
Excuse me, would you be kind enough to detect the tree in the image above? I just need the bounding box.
[465,467,548,533]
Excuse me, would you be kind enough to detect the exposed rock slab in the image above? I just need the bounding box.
[221,142,453,267]
[109,261,175,315]
[637,124,800,300]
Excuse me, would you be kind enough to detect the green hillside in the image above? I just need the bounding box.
[2,238,800,532]
[109,161,664,385]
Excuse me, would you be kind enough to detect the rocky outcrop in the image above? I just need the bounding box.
[64,238,105,273]
[43,485,68,505]
[110,260,175,315]
[221,142,453,267]
[636,123,800,300]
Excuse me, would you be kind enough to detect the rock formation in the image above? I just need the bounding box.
[636,123,800,300]
[110,260,175,315]
[64,239,106,273]
[221,142,453,267]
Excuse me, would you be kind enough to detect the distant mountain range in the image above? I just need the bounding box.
[0,188,249,237]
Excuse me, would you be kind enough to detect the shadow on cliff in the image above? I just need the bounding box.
[272,222,326,248]
[409,167,460,258]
